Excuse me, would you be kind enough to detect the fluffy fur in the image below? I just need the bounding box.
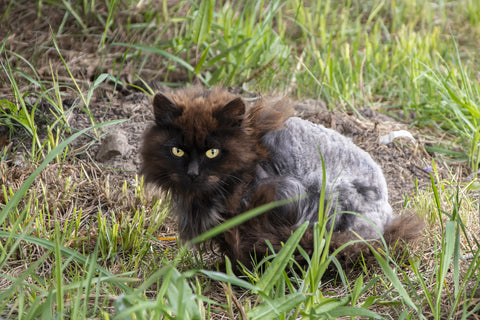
[141,86,422,267]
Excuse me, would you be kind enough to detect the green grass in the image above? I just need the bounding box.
[1,0,480,319]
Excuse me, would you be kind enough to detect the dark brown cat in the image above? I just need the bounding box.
[141,86,422,267]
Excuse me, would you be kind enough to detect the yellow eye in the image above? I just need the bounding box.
[171,147,185,157]
[205,148,220,159]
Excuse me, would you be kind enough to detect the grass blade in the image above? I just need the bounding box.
[200,270,259,291]
[0,119,125,227]
[247,292,306,320]
[325,306,383,318]
[188,198,295,245]
[112,43,207,84]
[256,222,308,293]
[369,247,423,317]
[191,0,214,45]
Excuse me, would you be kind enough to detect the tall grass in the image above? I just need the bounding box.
[1,0,480,319]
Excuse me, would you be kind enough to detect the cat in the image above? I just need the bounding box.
[141,86,422,267]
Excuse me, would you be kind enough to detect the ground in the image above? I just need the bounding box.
[4,82,450,205]
[2,80,454,245]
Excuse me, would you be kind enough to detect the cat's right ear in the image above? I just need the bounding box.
[213,97,246,127]
[153,93,183,126]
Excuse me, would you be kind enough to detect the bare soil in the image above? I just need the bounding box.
[53,85,454,212]
[2,81,453,221]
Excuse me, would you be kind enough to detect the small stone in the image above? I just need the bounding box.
[96,130,131,162]
[380,130,416,145]
[12,152,26,167]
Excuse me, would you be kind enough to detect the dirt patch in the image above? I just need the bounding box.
[4,85,451,213]
[69,88,453,213]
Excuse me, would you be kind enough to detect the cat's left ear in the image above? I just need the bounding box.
[213,97,245,127]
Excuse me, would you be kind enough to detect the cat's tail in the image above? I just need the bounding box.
[383,213,424,247]
[329,213,424,268]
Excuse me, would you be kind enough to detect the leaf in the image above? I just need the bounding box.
[351,273,364,305]
[200,270,259,291]
[370,248,419,313]
[191,0,214,45]
[436,221,456,311]
[166,267,202,320]
[256,222,308,293]
[205,38,251,66]
[247,292,306,320]
[310,297,350,314]
[194,44,211,74]
[439,221,456,283]
[326,306,383,319]
[86,73,110,107]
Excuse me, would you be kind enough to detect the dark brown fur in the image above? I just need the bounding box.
[142,87,292,242]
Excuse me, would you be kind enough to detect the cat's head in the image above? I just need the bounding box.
[141,87,262,198]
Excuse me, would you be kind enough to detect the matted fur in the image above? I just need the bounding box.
[141,86,422,268]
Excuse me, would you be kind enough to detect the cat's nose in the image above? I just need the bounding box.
[187,161,199,178]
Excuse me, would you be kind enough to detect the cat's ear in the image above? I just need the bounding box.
[213,97,245,127]
[153,93,183,126]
